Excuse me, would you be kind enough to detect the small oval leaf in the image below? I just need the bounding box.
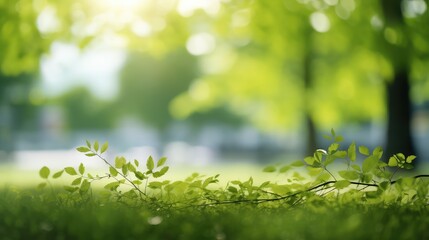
[64,167,77,176]
[39,166,50,179]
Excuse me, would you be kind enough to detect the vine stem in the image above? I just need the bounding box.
[94,152,147,199]
[323,167,337,181]
[190,175,429,208]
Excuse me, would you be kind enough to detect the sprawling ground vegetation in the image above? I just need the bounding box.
[1,131,428,239]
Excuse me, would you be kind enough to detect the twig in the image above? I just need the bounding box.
[95,152,147,199]
[190,175,429,207]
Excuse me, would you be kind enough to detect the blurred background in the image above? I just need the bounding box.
[1,0,429,183]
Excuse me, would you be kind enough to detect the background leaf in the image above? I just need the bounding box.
[39,166,50,179]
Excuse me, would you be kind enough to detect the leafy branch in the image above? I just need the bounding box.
[38,130,429,209]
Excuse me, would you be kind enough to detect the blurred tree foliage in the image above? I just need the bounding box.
[170,0,429,161]
[49,87,116,130]
[117,49,198,131]
[1,0,428,162]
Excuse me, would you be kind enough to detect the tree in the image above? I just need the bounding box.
[378,0,429,163]
[170,0,429,164]
[117,49,198,132]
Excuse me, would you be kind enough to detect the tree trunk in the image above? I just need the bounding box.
[380,0,417,166]
[303,41,317,157]
[385,67,416,161]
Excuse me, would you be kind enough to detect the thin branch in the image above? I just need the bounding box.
[95,152,147,199]
[190,175,429,207]
[324,167,337,181]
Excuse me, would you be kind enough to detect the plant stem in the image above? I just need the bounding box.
[95,152,147,199]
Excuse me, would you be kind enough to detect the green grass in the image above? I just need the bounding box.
[2,138,429,240]
[0,188,428,240]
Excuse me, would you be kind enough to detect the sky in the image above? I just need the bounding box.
[41,42,125,100]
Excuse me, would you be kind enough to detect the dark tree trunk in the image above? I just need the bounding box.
[380,0,417,165]
[385,68,416,160]
[303,41,317,157]
[305,113,317,157]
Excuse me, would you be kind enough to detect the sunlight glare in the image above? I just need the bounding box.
[402,0,427,18]
[132,20,152,37]
[177,0,220,17]
[36,6,61,34]
[310,12,330,33]
[186,33,216,56]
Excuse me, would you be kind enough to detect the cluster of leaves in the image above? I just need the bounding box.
[39,130,429,209]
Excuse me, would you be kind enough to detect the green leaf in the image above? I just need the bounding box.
[115,156,126,168]
[127,162,136,172]
[388,157,398,167]
[338,170,360,180]
[86,140,91,148]
[85,153,96,157]
[134,159,139,167]
[231,180,241,185]
[160,166,169,175]
[262,166,276,172]
[94,141,99,152]
[228,186,238,193]
[362,156,379,173]
[307,166,324,176]
[359,146,370,156]
[135,171,145,180]
[133,180,142,185]
[157,157,167,167]
[64,186,79,193]
[351,164,361,171]
[333,151,347,158]
[101,142,108,154]
[372,146,383,159]
[259,181,270,188]
[39,166,50,179]
[314,151,324,162]
[52,170,64,179]
[122,165,128,175]
[146,156,155,171]
[279,165,291,173]
[80,180,91,193]
[325,155,337,166]
[348,142,356,161]
[78,163,85,175]
[316,172,331,182]
[148,181,163,189]
[71,177,82,185]
[328,143,339,154]
[334,180,350,189]
[396,153,406,161]
[64,167,77,176]
[104,182,120,191]
[379,181,390,191]
[406,155,416,163]
[331,128,336,137]
[304,157,315,165]
[362,173,373,183]
[37,182,47,189]
[76,147,90,153]
[109,166,118,177]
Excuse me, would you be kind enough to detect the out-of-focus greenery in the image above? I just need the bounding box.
[2,133,429,239]
[1,0,428,152]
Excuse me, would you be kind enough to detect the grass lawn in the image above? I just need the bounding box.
[1,153,428,240]
[0,187,428,240]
